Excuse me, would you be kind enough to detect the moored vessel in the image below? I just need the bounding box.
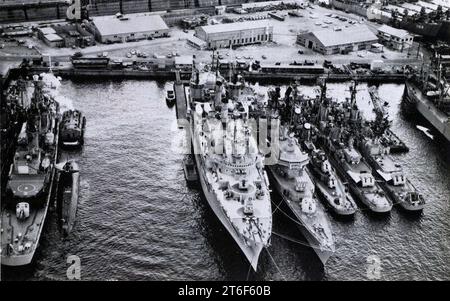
[55,161,80,236]
[59,110,85,149]
[308,146,357,216]
[403,52,450,143]
[187,69,272,271]
[360,139,425,212]
[1,75,59,266]
[268,127,335,264]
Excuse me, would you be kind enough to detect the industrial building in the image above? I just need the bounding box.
[296,25,378,55]
[37,27,64,48]
[187,36,207,50]
[37,23,95,48]
[194,21,273,49]
[88,13,170,44]
[377,25,413,52]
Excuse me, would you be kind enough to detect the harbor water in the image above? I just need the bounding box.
[2,80,450,280]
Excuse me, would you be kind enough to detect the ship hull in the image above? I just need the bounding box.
[194,153,264,271]
[404,82,450,143]
[1,169,55,266]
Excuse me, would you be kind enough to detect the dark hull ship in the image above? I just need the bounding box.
[59,110,86,149]
[56,161,80,236]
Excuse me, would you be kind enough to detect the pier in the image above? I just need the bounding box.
[174,71,187,128]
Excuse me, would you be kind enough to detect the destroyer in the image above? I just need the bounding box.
[187,69,272,270]
[360,139,425,212]
[1,75,59,266]
[268,127,335,264]
[308,145,357,216]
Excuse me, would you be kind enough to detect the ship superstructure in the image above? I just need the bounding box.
[268,126,335,264]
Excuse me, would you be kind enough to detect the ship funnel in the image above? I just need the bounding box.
[16,203,30,219]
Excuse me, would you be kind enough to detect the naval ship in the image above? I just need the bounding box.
[187,69,272,271]
[308,146,357,216]
[268,126,335,264]
[1,75,59,266]
[404,52,450,142]
[360,139,425,212]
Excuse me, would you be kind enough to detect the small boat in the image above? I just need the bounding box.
[56,161,80,236]
[416,125,434,140]
[183,156,198,183]
[59,110,86,149]
[166,90,175,107]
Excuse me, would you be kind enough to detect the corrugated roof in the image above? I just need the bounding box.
[187,35,207,45]
[303,25,378,47]
[92,14,169,37]
[199,21,272,35]
[378,25,411,39]
[175,55,193,65]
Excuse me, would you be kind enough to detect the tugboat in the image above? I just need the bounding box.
[188,68,272,271]
[55,161,80,236]
[268,127,335,264]
[309,147,357,216]
[1,75,59,266]
[59,109,85,149]
[361,139,425,212]
[166,89,176,107]
[183,155,198,184]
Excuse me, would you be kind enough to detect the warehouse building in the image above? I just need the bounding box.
[89,13,170,44]
[195,21,273,49]
[42,33,64,48]
[296,25,378,55]
[37,27,64,48]
[377,25,413,52]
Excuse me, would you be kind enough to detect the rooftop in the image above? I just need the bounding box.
[377,25,411,39]
[199,21,272,34]
[92,14,169,36]
[44,33,63,42]
[187,35,207,45]
[302,25,378,47]
[175,55,194,66]
[38,27,56,35]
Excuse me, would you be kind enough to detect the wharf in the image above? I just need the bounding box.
[174,71,187,128]
[31,66,406,83]
[243,71,406,83]
[52,68,175,80]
